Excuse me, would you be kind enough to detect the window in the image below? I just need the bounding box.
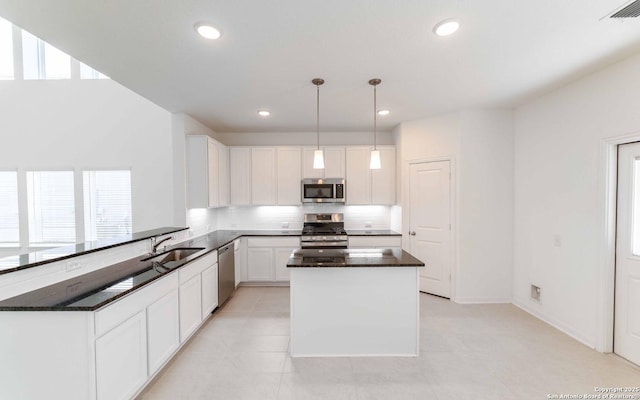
[22,30,70,80]
[83,170,132,241]
[80,62,109,80]
[0,171,19,246]
[26,171,75,245]
[0,17,13,79]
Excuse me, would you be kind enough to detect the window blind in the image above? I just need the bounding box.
[0,171,19,246]
[27,171,75,245]
[83,170,132,241]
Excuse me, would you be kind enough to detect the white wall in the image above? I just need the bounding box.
[458,110,513,303]
[513,52,640,348]
[0,79,174,256]
[397,109,513,303]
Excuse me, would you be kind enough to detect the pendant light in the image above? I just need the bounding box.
[369,78,382,169]
[312,78,325,169]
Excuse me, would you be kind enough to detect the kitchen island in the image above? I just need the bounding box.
[287,248,424,357]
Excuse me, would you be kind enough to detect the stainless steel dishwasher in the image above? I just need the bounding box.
[218,244,235,306]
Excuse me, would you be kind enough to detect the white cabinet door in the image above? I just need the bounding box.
[207,139,220,208]
[346,146,371,205]
[95,311,147,400]
[371,146,396,205]
[247,248,274,281]
[218,144,229,207]
[251,148,276,205]
[201,263,219,319]
[277,147,301,205]
[147,289,179,375]
[179,274,202,341]
[230,147,251,205]
[324,146,345,178]
[234,238,243,287]
[275,247,295,281]
[302,146,345,179]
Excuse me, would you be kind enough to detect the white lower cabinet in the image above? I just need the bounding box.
[147,289,180,375]
[178,251,218,342]
[247,247,274,281]
[96,311,147,400]
[0,250,221,400]
[246,237,299,282]
[201,264,219,319]
[179,274,202,341]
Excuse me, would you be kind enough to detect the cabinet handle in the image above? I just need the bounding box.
[409,231,416,236]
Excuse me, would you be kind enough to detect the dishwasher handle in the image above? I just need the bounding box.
[218,244,232,255]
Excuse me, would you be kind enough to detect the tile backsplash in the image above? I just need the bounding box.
[190,205,394,232]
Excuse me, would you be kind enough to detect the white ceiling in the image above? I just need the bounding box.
[2,0,640,133]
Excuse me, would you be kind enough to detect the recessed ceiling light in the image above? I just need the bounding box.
[433,19,460,36]
[257,110,271,117]
[194,22,222,40]
[377,109,390,116]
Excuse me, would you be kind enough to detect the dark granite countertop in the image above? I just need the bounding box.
[0,229,411,311]
[0,227,189,275]
[287,248,424,268]
[346,230,401,236]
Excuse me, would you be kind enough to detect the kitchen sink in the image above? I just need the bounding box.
[142,247,206,263]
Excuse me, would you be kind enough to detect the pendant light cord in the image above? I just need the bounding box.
[316,83,320,150]
[373,84,377,150]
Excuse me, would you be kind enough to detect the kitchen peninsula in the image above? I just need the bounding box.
[287,248,425,357]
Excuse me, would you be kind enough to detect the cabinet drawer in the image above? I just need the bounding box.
[247,237,300,248]
[348,236,402,248]
[95,273,178,337]
[179,251,217,283]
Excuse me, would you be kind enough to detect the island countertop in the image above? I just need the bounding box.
[286,248,425,268]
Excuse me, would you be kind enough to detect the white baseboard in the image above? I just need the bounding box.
[453,296,512,304]
[513,298,595,349]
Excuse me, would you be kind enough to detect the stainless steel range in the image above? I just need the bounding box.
[300,213,348,249]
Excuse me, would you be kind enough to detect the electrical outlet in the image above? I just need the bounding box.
[282,222,289,229]
[66,260,82,271]
[530,284,541,302]
[365,221,372,228]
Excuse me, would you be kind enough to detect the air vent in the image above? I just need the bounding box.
[611,0,640,18]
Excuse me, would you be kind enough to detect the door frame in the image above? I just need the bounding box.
[599,130,640,353]
[402,156,458,301]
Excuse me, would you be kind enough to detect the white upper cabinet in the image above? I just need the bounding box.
[251,148,277,205]
[218,143,229,207]
[302,146,345,179]
[186,135,227,209]
[346,146,395,205]
[230,147,252,205]
[346,147,371,205]
[371,146,396,205]
[230,145,393,206]
[277,147,302,205]
[232,146,301,206]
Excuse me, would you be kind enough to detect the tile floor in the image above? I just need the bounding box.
[138,287,640,400]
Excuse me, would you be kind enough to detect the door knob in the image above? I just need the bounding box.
[409,231,416,236]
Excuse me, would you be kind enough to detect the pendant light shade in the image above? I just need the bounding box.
[369,78,382,169]
[313,149,325,169]
[369,149,381,169]
[312,78,325,169]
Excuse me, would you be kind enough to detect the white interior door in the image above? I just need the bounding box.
[615,142,640,366]
[408,161,452,298]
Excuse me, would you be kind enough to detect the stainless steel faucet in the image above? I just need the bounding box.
[151,236,173,254]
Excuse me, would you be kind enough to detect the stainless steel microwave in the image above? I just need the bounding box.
[301,178,346,203]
